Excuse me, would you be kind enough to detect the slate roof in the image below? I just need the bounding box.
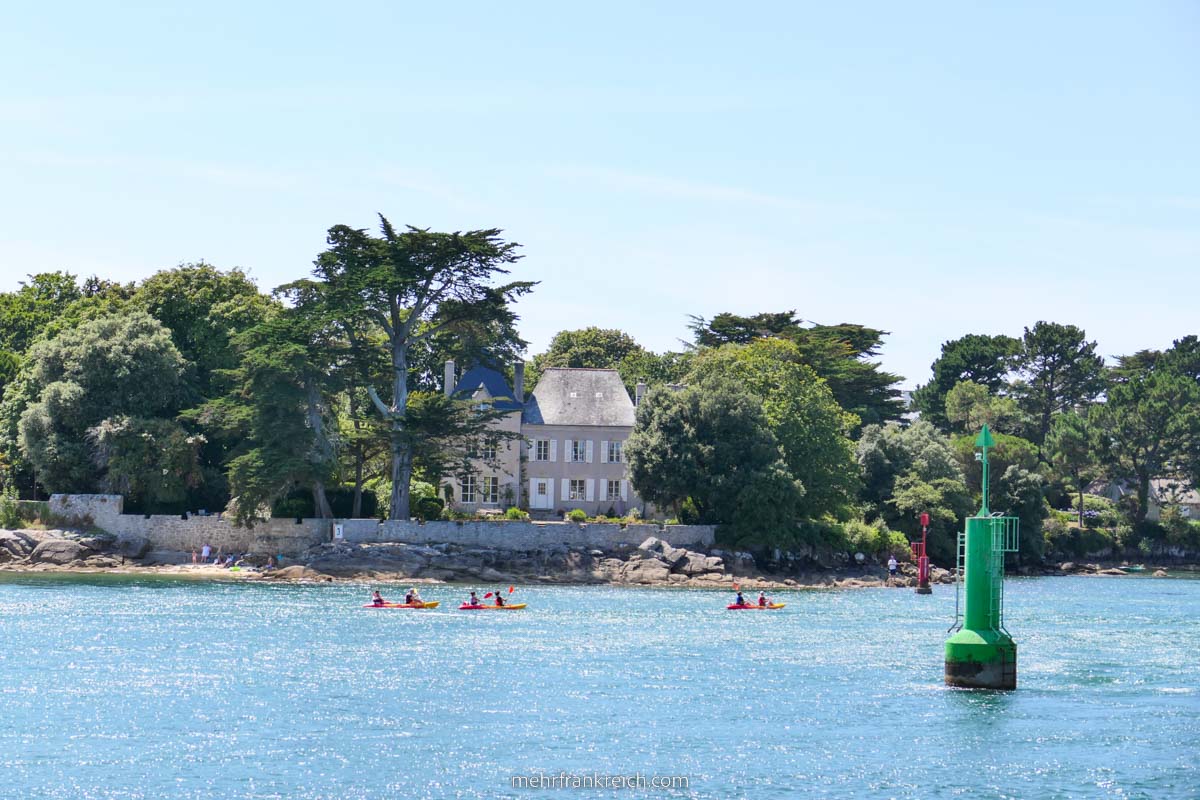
[450,366,523,412]
[522,368,636,427]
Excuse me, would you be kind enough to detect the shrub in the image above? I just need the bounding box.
[1066,495,1122,528]
[270,487,379,519]
[842,519,905,559]
[567,509,587,523]
[0,483,20,530]
[504,506,529,521]
[413,495,445,522]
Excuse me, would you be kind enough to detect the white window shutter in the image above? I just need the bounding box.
[585,440,594,463]
[586,479,595,502]
[621,480,628,501]
[547,479,555,504]
[600,440,608,463]
[561,478,569,502]
[565,438,573,461]
[528,479,536,502]
[550,439,557,462]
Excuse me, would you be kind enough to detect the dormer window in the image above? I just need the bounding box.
[594,392,603,398]
[569,391,579,398]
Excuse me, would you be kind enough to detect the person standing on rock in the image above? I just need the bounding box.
[887,555,899,581]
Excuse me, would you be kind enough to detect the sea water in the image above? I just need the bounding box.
[0,573,1196,799]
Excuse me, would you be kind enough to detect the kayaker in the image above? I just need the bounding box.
[405,588,423,606]
[735,591,746,607]
[758,591,767,607]
[372,591,385,607]
[494,591,505,607]
[467,591,480,607]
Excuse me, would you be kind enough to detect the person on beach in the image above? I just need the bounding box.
[467,591,480,607]
[735,591,746,607]
[191,549,198,565]
[372,591,385,607]
[758,591,767,607]
[887,555,899,580]
[201,543,211,563]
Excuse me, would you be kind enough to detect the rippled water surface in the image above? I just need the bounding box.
[1,573,1197,799]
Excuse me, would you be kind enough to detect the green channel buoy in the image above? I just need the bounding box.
[944,424,1019,690]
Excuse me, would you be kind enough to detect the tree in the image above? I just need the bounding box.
[688,339,860,519]
[11,312,189,494]
[525,327,688,398]
[625,377,805,545]
[1014,321,1106,451]
[944,380,1023,435]
[301,217,534,520]
[134,263,273,399]
[199,305,344,523]
[952,430,1047,560]
[689,311,904,427]
[856,420,971,564]
[1045,411,1099,526]
[1092,368,1200,526]
[911,333,1022,430]
[88,416,204,511]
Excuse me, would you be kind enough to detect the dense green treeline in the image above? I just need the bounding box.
[0,220,1197,565]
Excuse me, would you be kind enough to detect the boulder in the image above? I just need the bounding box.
[29,538,90,565]
[0,530,37,562]
[677,552,720,576]
[270,565,323,580]
[113,535,151,560]
[621,558,670,584]
[1098,567,1128,576]
[1153,569,1169,577]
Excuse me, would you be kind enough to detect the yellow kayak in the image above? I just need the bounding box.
[727,603,786,610]
[362,601,440,609]
[459,603,527,610]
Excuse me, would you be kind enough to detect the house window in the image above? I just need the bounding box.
[534,440,549,462]
[570,440,586,462]
[569,479,586,501]
[482,476,499,504]
[481,444,497,461]
[606,480,622,501]
[461,476,477,503]
[607,441,623,463]
[535,481,548,498]
[473,402,491,412]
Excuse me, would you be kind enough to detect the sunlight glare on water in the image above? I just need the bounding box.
[0,574,1197,799]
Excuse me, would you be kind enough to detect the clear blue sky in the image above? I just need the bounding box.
[2,1,1197,387]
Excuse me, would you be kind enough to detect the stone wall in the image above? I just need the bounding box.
[48,494,716,558]
[358,520,715,550]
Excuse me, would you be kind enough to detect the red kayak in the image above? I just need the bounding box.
[458,603,527,610]
[727,603,786,610]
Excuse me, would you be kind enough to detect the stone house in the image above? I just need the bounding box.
[441,362,648,518]
[1085,477,1200,521]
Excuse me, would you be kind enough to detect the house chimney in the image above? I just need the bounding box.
[635,381,647,407]
[514,361,525,402]
[444,360,456,397]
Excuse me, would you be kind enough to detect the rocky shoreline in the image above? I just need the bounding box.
[1,527,1192,589]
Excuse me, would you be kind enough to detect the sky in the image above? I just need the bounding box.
[2,1,1197,388]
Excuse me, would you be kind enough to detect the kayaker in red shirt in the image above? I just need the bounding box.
[494,591,505,607]
[758,592,767,607]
